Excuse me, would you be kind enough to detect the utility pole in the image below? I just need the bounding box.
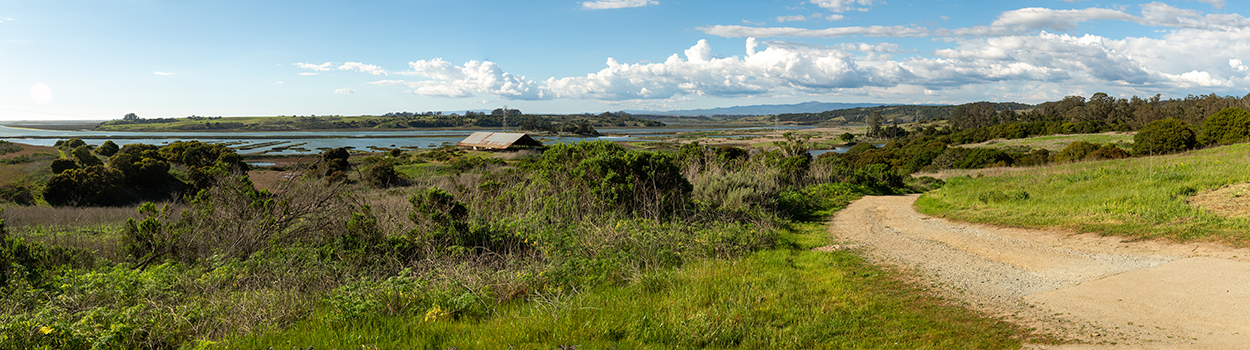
[503,105,508,132]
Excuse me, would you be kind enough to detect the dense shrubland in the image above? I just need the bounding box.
[0,137,902,349]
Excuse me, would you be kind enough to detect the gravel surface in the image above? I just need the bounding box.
[826,194,1250,349]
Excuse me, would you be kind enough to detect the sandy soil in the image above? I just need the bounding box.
[827,195,1250,349]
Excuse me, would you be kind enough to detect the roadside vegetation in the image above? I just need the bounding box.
[917,142,1250,245]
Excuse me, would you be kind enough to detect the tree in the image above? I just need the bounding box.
[123,113,139,121]
[1134,118,1196,155]
[868,111,884,137]
[839,132,855,143]
[1198,107,1250,146]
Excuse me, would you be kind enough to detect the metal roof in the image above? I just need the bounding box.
[456,132,543,149]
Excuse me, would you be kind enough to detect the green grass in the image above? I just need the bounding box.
[218,222,1029,350]
[917,143,1250,244]
[965,132,1135,151]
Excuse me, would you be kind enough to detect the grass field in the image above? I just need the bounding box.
[960,132,1135,151]
[916,142,1250,245]
[218,222,1033,350]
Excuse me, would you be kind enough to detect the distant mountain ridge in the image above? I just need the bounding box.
[629,101,887,116]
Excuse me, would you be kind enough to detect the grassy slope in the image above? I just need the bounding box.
[220,223,1030,349]
[917,143,1250,245]
[960,132,1135,151]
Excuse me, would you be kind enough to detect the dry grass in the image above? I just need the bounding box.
[3,205,150,229]
[1190,182,1250,219]
[0,143,58,160]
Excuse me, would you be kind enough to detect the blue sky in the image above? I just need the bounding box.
[2,0,1249,120]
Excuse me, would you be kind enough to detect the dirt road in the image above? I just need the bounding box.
[828,195,1250,349]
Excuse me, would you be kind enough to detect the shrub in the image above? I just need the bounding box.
[363,159,404,188]
[1135,118,1196,155]
[1054,141,1100,163]
[96,140,119,157]
[42,165,128,206]
[71,145,103,167]
[954,148,1012,169]
[533,141,691,216]
[0,183,35,205]
[1199,107,1250,146]
[50,158,78,174]
[59,138,87,149]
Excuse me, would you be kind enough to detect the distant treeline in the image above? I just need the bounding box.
[776,103,1030,125]
[950,93,1250,130]
[98,110,662,135]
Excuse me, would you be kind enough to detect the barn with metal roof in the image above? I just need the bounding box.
[456,132,544,150]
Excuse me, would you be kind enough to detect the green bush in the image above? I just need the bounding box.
[1199,107,1250,146]
[50,158,78,174]
[71,145,103,167]
[1135,118,1196,155]
[362,159,404,188]
[96,140,120,157]
[533,141,691,216]
[0,183,35,205]
[42,165,128,206]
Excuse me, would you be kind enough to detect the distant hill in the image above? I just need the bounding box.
[630,101,885,116]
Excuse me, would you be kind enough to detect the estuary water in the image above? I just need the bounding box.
[0,125,814,155]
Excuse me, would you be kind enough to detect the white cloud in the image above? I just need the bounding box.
[1231,59,1249,73]
[335,88,356,94]
[699,24,930,38]
[299,72,318,76]
[1189,0,1225,9]
[154,72,173,76]
[294,62,334,71]
[398,59,546,99]
[810,0,876,13]
[277,81,284,84]
[777,15,808,23]
[826,14,846,21]
[581,0,658,10]
[339,62,388,75]
[742,19,767,25]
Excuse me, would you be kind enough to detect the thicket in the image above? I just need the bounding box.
[40,140,246,206]
[3,138,898,349]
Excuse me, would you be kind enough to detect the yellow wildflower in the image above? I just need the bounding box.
[39,326,53,334]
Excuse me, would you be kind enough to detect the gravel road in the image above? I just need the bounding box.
[827,195,1250,349]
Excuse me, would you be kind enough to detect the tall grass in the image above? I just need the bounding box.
[916,142,1250,244]
[220,223,1030,350]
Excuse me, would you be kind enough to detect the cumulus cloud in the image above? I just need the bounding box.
[581,0,658,10]
[154,72,173,76]
[339,62,388,75]
[1231,59,1249,73]
[810,0,875,13]
[709,3,1250,41]
[294,62,334,71]
[335,88,356,94]
[323,27,1247,104]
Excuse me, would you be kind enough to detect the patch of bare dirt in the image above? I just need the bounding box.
[1189,183,1250,219]
[828,195,1250,349]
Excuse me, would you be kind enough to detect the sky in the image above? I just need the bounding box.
[2,0,1249,120]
